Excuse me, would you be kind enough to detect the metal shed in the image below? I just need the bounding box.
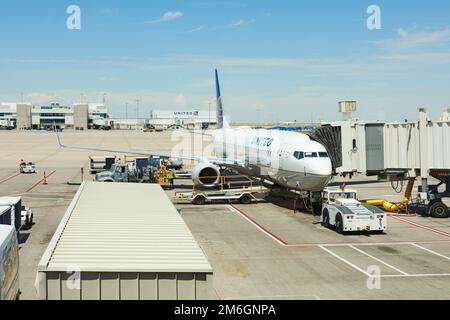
[36,181,213,300]
[0,197,22,232]
[0,206,12,227]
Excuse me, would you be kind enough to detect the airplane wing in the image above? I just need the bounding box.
[56,130,243,167]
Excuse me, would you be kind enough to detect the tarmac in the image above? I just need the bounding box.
[1,129,449,300]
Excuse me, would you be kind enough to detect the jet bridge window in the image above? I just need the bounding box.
[293,151,305,160]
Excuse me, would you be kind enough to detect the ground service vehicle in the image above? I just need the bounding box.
[19,162,36,174]
[21,206,33,229]
[0,225,20,300]
[95,163,152,183]
[0,197,22,233]
[321,188,387,234]
[174,176,268,205]
[89,155,116,173]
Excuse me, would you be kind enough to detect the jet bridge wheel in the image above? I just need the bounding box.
[429,201,449,219]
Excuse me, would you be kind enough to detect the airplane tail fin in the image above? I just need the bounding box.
[215,69,229,129]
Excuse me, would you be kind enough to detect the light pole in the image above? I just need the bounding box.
[136,99,140,130]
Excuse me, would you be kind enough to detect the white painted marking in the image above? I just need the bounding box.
[411,243,450,261]
[349,245,409,275]
[318,245,371,277]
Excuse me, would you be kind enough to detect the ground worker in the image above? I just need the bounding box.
[20,159,26,167]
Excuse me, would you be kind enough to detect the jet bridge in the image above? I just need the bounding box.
[310,106,450,218]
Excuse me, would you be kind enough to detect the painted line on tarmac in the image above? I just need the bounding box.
[25,170,56,193]
[389,214,450,238]
[227,205,450,248]
[0,172,21,185]
[318,245,371,277]
[228,204,288,246]
[349,245,409,275]
[320,245,450,278]
[411,243,450,261]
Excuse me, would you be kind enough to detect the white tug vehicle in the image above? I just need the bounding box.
[321,187,387,234]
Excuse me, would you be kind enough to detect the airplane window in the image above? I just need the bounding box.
[319,152,329,158]
[293,151,304,160]
[305,152,318,158]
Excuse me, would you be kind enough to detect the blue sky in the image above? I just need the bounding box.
[1,0,450,122]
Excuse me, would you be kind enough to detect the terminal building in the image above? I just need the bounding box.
[147,110,217,128]
[0,102,109,130]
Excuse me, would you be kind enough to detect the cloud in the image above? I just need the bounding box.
[380,52,450,63]
[187,79,215,88]
[99,76,117,82]
[144,11,184,24]
[373,27,450,50]
[186,25,206,33]
[230,19,255,28]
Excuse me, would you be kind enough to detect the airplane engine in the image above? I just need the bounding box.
[192,163,221,187]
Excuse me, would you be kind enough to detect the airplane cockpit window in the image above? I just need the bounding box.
[304,152,318,158]
[293,151,305,160]
[319,152,329,158]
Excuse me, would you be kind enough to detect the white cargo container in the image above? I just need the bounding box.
[0,224,20,300]
[36,181,213,300]
[0,197,22,232]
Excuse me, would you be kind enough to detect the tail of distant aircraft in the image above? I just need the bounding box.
[215,69,229,129]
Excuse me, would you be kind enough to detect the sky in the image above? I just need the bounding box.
[1,0,450,123]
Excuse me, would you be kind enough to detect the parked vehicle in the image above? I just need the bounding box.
[21,206,33,229]
[0,198,22,233]
[95,163,153,183]
[19,162,36,174]
[89,155,116,174]
[0,225,20,300]
[321,187,387,234]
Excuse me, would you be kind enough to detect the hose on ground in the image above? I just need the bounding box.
[367,177,416,212]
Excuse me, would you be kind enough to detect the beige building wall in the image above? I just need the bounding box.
[74,104,88,130]
[16,104,31,129]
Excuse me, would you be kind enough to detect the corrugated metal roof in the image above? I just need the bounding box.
[0,224,15,244]
[0,197,21,205]
[39,181,212,273]
[0,206,10,215]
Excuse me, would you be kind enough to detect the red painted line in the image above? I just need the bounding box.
[229,204,288,245]
[25,170,56,193]
[388,214,450,238]
[0,172,21,185]
[229,205,450,247]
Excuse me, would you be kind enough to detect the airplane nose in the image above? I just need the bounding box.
[309,159,332,176]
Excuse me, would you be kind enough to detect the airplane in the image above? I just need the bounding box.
[56,70,333,192]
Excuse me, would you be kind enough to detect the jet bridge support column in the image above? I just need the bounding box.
[419,108,429,194]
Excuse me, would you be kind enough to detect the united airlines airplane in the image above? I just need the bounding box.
[57,70,332,191]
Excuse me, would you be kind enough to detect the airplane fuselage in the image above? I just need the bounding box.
[212,128,333,191]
